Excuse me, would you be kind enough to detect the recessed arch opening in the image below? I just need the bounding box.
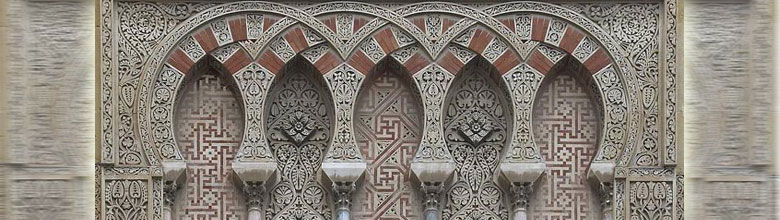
[172,55,248,219]
[262,55,335,219]
[529,55,604,219]
[440,55,514,219]
[351,57,426,219]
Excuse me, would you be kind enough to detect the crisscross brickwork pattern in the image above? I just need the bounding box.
[175,73,246,220]
[530,73,600,220]
[353,67,423,219]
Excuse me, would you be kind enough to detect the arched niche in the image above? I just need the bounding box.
[172,56,247,219]
[528,55,604,219]
[263,55,335,220]
[351,57,425,219]
[441,56,514,219]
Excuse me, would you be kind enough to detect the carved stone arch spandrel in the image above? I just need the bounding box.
[482,2,638,173]
[264,55,335,220]
[137,2,344,170]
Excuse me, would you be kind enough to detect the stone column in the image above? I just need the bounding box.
[500,162,545,220]
[322,162,365,220]
[163,182,179,220]
[232,162,276,220]
[420,183,444,220]
[509,183,533,220]
[599,182,614,220]
[587,162,615,220]
[332,182,356,220]
[411,161,455,220]
[243,182,265,220]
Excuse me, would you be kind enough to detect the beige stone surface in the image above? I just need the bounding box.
[684,0,776,219]
[1,0,95,219]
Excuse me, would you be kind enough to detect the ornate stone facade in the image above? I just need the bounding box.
[90,1,683,219]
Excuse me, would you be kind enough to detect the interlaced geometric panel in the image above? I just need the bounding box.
[264,57,332,220]
[442,57,510,220]
[530,66,600,220]
[352,60,424,219]
[174,72,246,219]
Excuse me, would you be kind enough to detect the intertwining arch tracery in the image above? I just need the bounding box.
[127,2,639,220]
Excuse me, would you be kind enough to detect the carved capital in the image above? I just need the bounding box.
[599,182,614,213]
[243,181,266,211]
[510,183,533,212]
[332,182,356,211]
[420,182,443,212]
[163,181,179,207]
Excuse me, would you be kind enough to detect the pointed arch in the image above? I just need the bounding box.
[441,56,514,219]
[263,55,335,220]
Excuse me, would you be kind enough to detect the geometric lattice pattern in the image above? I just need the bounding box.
[174,72,246,220]
[352,61,423,219]
[530,70,600,220]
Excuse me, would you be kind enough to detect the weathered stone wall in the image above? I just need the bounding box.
[0,0,95,219]
[684,0,776,219]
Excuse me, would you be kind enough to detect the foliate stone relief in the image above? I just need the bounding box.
[105,180,149,220]
[562,3,663,167]
[442,59,510,220]
[234,63,275,161]
[150,66,184,162]
[412,64,454,161]
[503,64,542,161]
[114,1,218,166]
[629,181,673,220]
[265,58,332,219]
[593,66,627,161]
[324,64,365,161]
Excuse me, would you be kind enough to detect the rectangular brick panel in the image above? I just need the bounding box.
[583,49,610,75]
[493,50,521,75]
[527,49,554,74]
[194,28,219,52]
[224,50,252,74]
[374,28,399,54]
[500,18,515,32]
[468,29,493,53]
[284,28,308,53]
[437,51,465,74]
[404,53,430,75]
[348,50,375,75]
[229,17,247,41]
[559,26,585,54]
[531,17,549,41]
[314,51,342,74]
[257,50,284,74]
[321,17,337,33]
[168,48,195,74]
